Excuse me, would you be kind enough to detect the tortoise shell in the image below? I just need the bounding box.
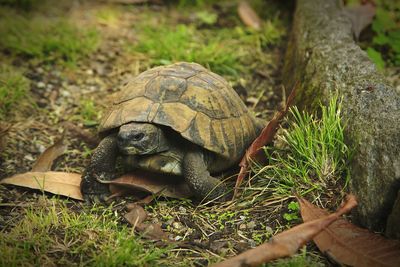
[100,62,261,163]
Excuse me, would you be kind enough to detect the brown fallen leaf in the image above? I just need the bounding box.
[101,171,193,199]
[124,204,148,226]
[343,3,376,40]
[126,195,155,210]
[300,195,400,267]
[237,1,262,30]
[124,203,170,241]
[211,195,357,267]
[0,171,83,200]
[234,83,298,197]
[31,135,67,172]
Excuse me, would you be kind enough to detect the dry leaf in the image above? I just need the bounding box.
[0,171,83,200]
[235,83,298,196]
[211,195,357,267]
[237,1,262,30]
[300,196,400,267]
[124,204,170,241]
[343,3,376,40]
[101,171,192,199]
[124,204,148,226]
[126,195,155,209]
[137,223,169,241]
[31,135,67,172]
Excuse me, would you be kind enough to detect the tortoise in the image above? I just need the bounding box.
[81,62,264,202]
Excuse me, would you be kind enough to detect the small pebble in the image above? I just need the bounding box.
[37,82,46,88]
[265,226,273,234]
[60,90,71,97]
[24,154,34,161]
[36,144,46,153]
[247,221,257,230]
[174,235,183,241]
[178,206,187,213]
[86,69,94,75]
[172,221,183,230]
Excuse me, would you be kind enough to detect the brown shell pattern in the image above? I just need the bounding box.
[100,62,261,161]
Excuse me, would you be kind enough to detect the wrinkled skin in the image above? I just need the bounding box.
[80,122,230,203]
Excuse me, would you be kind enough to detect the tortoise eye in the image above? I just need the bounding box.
[133,133,145,141]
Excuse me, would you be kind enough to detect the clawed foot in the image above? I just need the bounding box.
[81,172,113,204]
[83,192,110,204]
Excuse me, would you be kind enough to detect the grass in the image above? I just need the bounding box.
[76,98,101,127]
[0,64,30,120]
[268,248,324,267]
[0,197,172,267]
[134,24,243,76]
[0,8,99,65]
[132,5,285,77]
[94,6,121,27]
[250,96,351,198]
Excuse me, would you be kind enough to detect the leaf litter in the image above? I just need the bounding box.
[300,196,400,267]
[212,195,357,267]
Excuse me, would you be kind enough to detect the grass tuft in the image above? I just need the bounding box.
[251,96,351,198]
[0,9,99,65]
[77,98,101,127]
[0,64,30,120]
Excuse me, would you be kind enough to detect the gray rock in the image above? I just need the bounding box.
[386,189,400,239]
[283,0,400,234]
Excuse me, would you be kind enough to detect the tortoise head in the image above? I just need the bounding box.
[117,122,169,155]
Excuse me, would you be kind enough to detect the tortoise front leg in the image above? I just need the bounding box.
[183,150,230,202]
[81,133,119,202]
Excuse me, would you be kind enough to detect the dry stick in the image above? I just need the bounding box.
[211,195,357,267]
[234,82,298,197]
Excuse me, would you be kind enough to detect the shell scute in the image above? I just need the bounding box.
[100,62,262,160]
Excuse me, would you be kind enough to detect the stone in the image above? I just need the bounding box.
[386,189,400,239]
[283,0,400,234]
[247,221,257,230]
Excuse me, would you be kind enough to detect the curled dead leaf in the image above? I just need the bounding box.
[343,3,376,40]
[237,1,262,30]
[124,204,148,227]
[31,135,67,172]
[235,83,298,197]
[211,195,357,267]
[101,171,192,199]
[300,195,400,267]
[124,203,170,241]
